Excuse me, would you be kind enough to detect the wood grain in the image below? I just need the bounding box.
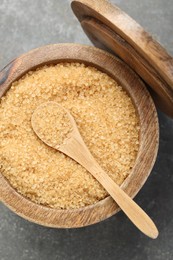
[0,44,159,228]
[71,0,173,118]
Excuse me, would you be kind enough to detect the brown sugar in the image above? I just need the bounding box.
[0,63,140,209]
[32,102,72,148]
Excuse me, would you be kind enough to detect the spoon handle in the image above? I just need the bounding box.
[90,164,158,239]
[60,136,158,239]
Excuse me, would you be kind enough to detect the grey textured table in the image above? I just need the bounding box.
[0,1,173,260]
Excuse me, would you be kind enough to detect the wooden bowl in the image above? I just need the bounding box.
[0,44,159,228]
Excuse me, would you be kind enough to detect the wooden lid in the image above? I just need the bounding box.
[71,0,173,117]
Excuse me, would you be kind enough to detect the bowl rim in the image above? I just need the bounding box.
[0,43,159,228]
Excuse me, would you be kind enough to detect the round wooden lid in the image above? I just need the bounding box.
[71,0,173,117]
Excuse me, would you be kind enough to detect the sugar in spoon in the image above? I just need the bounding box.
[31,101,158,239]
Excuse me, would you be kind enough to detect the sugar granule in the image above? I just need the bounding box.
[32,102,72,148]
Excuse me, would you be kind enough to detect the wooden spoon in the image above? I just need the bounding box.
[31,101,158,239]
